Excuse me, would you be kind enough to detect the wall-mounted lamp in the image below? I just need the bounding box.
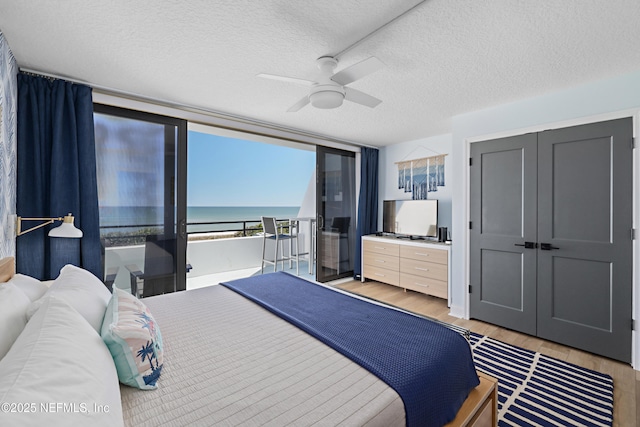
[16,213,83,238]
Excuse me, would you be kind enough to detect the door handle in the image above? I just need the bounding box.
[179,219,187,240]
[540,243,559,250]
[514,241,537,249]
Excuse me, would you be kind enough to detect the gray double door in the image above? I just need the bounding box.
[470,118,633,363]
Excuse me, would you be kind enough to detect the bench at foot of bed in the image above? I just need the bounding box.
[446,371,498,427]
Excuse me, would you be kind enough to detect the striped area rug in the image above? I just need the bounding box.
[470,332,614,427]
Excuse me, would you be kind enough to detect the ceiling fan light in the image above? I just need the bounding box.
[310,91,344,109]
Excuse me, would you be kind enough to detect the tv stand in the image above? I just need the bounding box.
[361,235,451,305]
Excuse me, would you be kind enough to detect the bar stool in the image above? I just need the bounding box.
[261,216,299,275]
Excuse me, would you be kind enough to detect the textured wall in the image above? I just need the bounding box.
[0,31,17,258]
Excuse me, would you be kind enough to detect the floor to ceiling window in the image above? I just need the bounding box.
[185,124,316,285]
[187,126,315,237]
[93,104,187,296]
[94,113,317,292]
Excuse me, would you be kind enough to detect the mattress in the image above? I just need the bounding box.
[120,284,406,426]
[221,272,479,427]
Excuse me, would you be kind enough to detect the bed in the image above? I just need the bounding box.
[0,257,497,426]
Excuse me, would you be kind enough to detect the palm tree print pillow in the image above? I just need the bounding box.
[101,288,163,390]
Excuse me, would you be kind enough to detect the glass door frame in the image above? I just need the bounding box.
[316,146,356,282]
[93,104,188,293]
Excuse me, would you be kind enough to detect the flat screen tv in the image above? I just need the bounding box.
[383,199,438,238]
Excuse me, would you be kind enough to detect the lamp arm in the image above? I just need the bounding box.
[16,217,63,236]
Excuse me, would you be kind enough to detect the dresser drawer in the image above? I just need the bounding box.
[400,258,448,282]
[400,273,448,299]
[363,252,399,271]
[363,239,399,256]
[400,245,448,265]
[363,265,400,287]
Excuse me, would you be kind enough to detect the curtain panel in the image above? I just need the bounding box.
[354,146,379,279]
[16,73,101,280]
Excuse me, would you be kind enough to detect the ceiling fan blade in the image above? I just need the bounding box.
[287,96,310,112]
[256,73,314,87]
[344,87,382,108]
[331,57,384,86]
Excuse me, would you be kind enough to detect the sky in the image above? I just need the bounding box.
[187,131,316,207]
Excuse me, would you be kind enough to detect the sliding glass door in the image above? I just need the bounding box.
[93,105,187,296]
[316,147,356,282]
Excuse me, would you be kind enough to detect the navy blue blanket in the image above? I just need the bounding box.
[221,272,479,427]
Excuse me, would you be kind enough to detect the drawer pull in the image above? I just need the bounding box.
[374,246,386,250]
[415,267,429,272]
[374,273,386,277]
[375,259,386,263]
[416,252,429,256]
[415,282,429,287]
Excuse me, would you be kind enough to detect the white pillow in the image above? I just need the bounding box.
[0,296,124,426]
[0,283,31,360]
[27,265,112,334]
[7,273,48,301]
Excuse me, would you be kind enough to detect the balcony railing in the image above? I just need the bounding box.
[100,219,294,246]
[102,218,313,291]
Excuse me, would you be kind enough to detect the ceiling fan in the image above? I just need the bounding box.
[257,56,384,112]
[256,0,426,112]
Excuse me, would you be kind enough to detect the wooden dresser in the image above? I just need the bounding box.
[361,235,451,304]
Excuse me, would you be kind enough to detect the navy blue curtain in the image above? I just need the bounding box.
[354,146,379,279]
[16,73,101,280]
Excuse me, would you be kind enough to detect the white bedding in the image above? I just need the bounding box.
[120,284,406,426]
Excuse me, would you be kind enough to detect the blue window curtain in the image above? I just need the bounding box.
[16,73,101,280]
[354,146,379,279]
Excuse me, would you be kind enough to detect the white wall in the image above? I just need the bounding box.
[449,69,640,369]
[106,236,265,291]
[379,134,453,231]
[186,236,264,277]
[297,167,316,218]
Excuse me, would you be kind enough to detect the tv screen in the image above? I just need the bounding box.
[383,200,438,237]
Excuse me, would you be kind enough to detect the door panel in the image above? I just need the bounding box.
[94,105,188,296]
[537,118,632,363]
[480,249,524,310]
[480,149,525,237]
[470,134,538,335]
[551,257,611,331]
[550,137,612,242]
[316,147,356,282]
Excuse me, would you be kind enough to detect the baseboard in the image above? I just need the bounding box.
[448,305,465,319]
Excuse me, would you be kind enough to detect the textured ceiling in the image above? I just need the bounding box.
[1,0,640,146]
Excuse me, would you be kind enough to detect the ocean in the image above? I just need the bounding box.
[99,206,301,234]
[187,206,300,233]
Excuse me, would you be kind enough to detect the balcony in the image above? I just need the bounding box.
[103,219,317,294]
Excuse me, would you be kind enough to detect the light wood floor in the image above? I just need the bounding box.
[335,280,639,427]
